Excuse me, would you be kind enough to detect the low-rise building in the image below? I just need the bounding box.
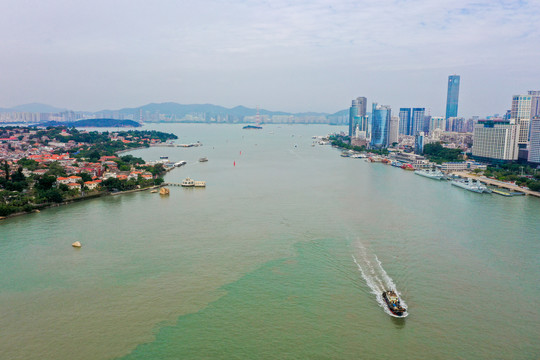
[440,161,487,172]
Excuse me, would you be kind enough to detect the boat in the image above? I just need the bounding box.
[243,125,262,129]
[159,156,168,159]
[150,189,158,193]
[175,161,187,167]
[199,157,208,162]
[414,168,445,180]
[194,181,206,187]
[181,177,195,187]
[159,187,170,195]
[451,178,492,193]
[382,290,407,317]
[391,161,403,167]
[401,163,415,171]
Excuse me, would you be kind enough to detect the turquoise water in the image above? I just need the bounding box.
[1,124,539,359]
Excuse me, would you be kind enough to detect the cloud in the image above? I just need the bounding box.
[0,0,539,115]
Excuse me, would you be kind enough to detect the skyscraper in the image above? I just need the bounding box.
[398,108,411,135]
[349,97,367,138]
[388,116,399,146]
[511,93,533,147]
[411,108,425,135]
[370,103,391,148]
[528,117,540,164]
[445,75,460,120]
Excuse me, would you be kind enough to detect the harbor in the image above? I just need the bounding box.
[1,124,539,360]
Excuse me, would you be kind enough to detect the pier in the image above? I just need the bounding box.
[453,172,540,198]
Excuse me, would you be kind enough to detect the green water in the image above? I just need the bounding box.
[1,124,539,359]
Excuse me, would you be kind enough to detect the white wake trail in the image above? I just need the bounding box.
[352,243,408,317]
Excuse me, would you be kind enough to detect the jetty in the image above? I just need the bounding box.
[452,172,540,197]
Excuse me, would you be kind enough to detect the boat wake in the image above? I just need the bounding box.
[352,243,408,318]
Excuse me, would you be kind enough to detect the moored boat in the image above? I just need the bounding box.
[451,178,492,193]
[414,168,445,180]
[181,177,195,187]
[382,290,407,317]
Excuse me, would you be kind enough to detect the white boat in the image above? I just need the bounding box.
[175,161,187,167]
[181,177,195,187]
[199,157,208,162]
[414,168,445,180]
[451,178,492,193]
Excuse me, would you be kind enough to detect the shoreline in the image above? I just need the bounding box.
[0,185,163,221]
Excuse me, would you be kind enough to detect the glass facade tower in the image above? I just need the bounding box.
[370,103,391,148]
[445,75,460,120]
[412,108,426,135]
[349,97,367,138]
[398,108,411,135]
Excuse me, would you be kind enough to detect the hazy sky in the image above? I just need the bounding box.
[1,0,539,117]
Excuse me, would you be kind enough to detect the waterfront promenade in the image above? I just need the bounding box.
[453,172,540,197]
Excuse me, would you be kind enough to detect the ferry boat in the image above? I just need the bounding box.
[401,163,415,171]
[414,168,445,180]
[181,177,195,187]
[382,290,407,317]
[451,178,492,193]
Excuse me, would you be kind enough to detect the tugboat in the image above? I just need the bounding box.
[382,290,407,317]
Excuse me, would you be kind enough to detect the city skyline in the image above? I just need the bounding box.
[1,1,539,117]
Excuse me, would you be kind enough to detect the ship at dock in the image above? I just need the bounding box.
[414,168,445,180]
[451,178,492,193]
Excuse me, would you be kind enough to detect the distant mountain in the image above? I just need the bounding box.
[3,103,68,113]
[97,102,332,119]
[40,119,141,128]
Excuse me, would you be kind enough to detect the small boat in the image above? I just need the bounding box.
[199,157,208,162]
[243,125,262,129]
[181,177,195,187]
[159,156,168,159]
[150,189,158,193]
[194,181,206,187]
[159,187,170,195]
[382,290,407,317]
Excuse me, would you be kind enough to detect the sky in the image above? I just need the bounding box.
[0,0,539,117]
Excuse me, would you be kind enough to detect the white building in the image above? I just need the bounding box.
[388,116,399,145]
[472,121,519,162]
[429,117,446,134]
[440,161,487,172]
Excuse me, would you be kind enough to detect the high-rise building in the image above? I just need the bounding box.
[472,120,519,162]
[511,93,533,147]
[389,116,399,146]
[411,108,425,135]
[370,103,391,148]
[349,97,367,138]
[398,108,411,135]
[528,117,540,164]
[445,75,460,120]
[429,117,446,133]
[415,132,425,154]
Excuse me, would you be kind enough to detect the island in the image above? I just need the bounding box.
[0,126,178,218]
